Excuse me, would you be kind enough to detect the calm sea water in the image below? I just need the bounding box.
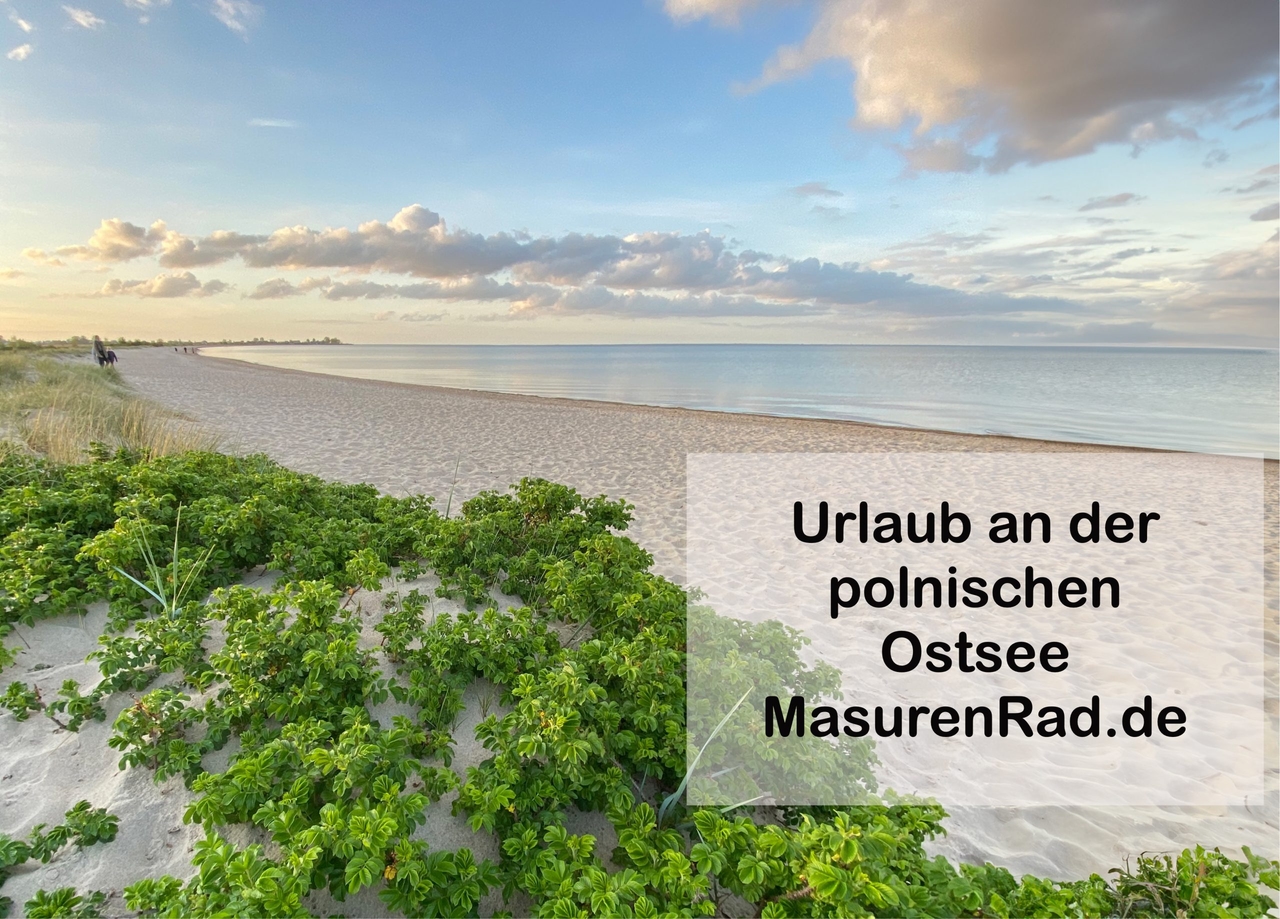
[207,344,1279,457]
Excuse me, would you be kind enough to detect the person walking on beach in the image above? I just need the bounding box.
[92,335,108,367]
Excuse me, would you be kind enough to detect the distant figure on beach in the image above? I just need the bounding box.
[183,346,188,353]
[92,335,108,367]
[105,349,118,366]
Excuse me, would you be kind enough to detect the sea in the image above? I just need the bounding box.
[206,344,1279,458]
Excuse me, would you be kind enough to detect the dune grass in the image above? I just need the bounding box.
[0,349,220,464]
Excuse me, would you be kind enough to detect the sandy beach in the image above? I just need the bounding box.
[2,346,1275,912]
[124,348,1167,581]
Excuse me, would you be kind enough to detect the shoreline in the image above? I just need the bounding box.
[197,347,1177,458]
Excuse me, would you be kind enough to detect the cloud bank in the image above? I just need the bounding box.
[32,201,1278,343]
[36,205,1092,325]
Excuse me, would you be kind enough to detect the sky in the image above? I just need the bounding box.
[1,0,1277,346]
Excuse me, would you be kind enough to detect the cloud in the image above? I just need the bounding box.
[246,277,304,300]
[210,0,260,37]
[1233,103,1279,129]
[26,218,170,263]
[245,276,331,299]
[1248,202,1278,221]
[682,0,1279,173]
[0,268,26,279]
[370,309,446,322]
[247,274,540,303]
[508,287,827,320]
[1205,233,1278,281]
[898,138,983,174]
[161,229,265,267]
[790,181,842,198]
[21,249,61,266]
[63,6,104,28]
[8,8,33,31]
[6,42,30,60]
[1157,233,1279,342]
[1078,193,1144,212]
[248,118,298,128]
[155,205,542,277]
[24,203,1198,332]
[95,271,229,298]
[664,0,778,25]
[122,0,169,24]
[1202,148,1229,168]
[1222,165,1280,195]
[320,277,533,302]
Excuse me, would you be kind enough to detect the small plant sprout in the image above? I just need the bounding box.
[1,681,42,721]
[656,686,751,828]
[111,506,215,615]
[478,684,495,719]
[443,455,462,518]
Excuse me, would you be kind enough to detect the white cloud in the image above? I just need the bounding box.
[0,268,26,279]
[6,42,30,60]
[665,0,779,24]
[680,0,1279,172]
[95,271,228,298]
[123,0,169,23]
[8,8,33,32]
[63,6,104,29]
[210,0,260,37]
[248,118,298,128]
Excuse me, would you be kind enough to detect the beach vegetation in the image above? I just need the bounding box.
[0,447,1274,917]
[0,350,219,464]
[0,801,118,916]
[21,887,108,919]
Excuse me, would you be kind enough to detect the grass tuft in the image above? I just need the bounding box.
[0,350,220,463]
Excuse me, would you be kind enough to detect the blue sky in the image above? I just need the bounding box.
[2,0,1277,345]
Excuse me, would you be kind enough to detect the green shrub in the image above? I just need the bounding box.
[0,450,1273,918]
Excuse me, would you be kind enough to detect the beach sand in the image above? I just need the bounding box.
[1,346,1275,912]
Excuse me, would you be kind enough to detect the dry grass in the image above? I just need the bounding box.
[0,351,220,463]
